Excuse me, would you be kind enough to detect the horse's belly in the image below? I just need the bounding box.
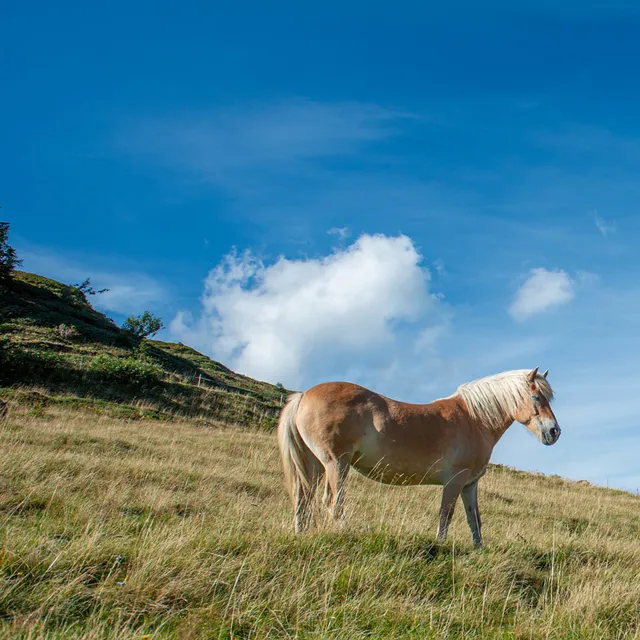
[351,435,444,486]
[352,461,442,485]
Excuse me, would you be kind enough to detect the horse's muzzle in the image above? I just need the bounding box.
[542,424,561,446]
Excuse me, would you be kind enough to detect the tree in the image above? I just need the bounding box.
[121,310,165,338]
[0,221,22,282]
[61,277,109,308]
[73,278,109,296]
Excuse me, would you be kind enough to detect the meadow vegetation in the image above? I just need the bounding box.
[0,403,638,639]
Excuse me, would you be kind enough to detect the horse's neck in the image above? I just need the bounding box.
[454,393,517,443]
[493,414,517,441]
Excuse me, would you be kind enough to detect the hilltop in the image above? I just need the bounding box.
[0,271,286,427]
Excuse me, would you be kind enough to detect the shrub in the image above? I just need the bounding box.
[113,331,139,350]
[60,286,88,308]
[0,347,67,384]
[122,311,164,339]
[87,354,163,387]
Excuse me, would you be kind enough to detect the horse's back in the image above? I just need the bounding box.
[303,381,386,406]
[296,382,386,457]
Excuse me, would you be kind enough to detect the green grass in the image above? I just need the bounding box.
[0,406,638,638]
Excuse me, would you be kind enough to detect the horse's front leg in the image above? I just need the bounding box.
[461,480,482,548]
[436,477,466,543]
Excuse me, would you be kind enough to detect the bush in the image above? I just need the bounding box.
[122,311,164,338]
[0,346,67,384]
[87,354,163,387]
[113,331,139,350]
[60,285,90,309]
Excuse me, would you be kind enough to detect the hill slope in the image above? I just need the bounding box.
[0,271,286,428]
[1,271,639,638]
[0,407,638,638]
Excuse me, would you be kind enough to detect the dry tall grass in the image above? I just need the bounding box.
[0,406,639,638]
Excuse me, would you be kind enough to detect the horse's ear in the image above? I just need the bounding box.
[542,369,549,379]
[527,367,539,382]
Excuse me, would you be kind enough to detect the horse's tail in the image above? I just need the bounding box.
[277,392,312,504]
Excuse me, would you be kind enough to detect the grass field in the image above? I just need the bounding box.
[1,404,639,639]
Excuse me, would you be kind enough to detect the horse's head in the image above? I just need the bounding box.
[514,367,560,446]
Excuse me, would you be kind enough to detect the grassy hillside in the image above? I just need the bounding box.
[0,405,638,638]
[0,271,286,428]
[1,270,639,638]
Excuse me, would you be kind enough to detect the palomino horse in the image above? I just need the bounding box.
[277,367,560,547]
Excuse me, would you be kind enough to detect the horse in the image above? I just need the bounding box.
[276,367,560,547]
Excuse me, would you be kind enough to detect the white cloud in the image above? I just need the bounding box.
[171,234,444,387]
[433,259,446,276]
[327,226,351,240]
[119,99,412,185]
[594,213,616,237]
[575,269,600,285]
[509,268,574,320]
[415,324,449,353]
[96,279,166,315]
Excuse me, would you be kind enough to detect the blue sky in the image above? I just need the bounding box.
[4,1,640,492]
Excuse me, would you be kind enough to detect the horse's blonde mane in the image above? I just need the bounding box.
[455,369,554,429]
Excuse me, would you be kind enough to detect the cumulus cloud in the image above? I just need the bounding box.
[509,268,574,320]
[171,234,443,387]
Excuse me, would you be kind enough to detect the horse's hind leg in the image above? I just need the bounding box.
[294,456,323,533]
[322,457,350,525]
